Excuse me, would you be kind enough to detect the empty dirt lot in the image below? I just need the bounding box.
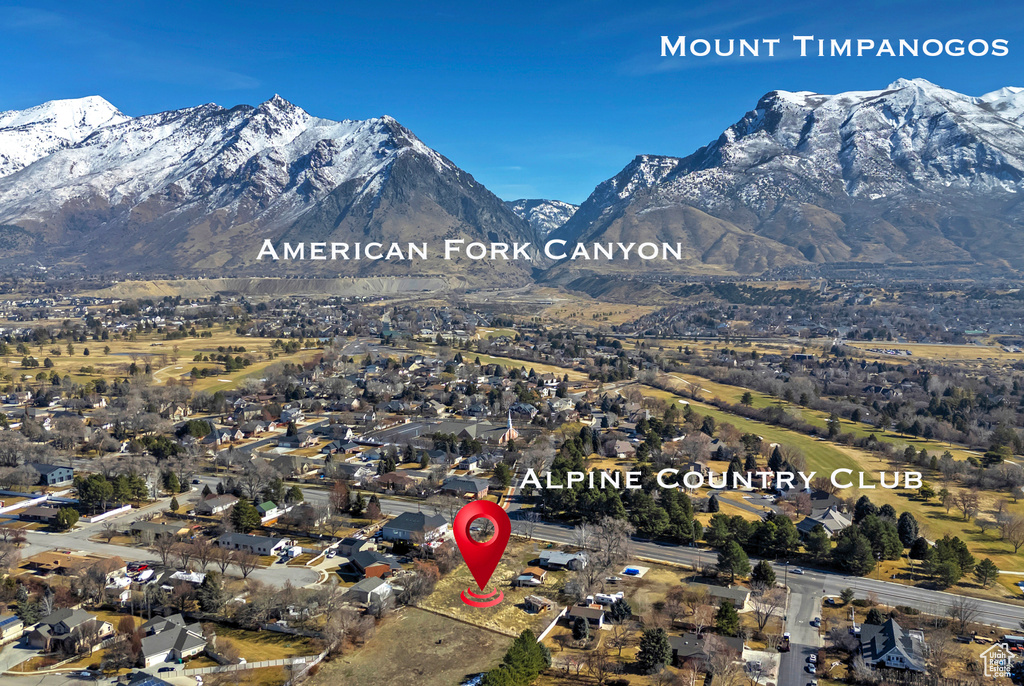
[307,607,510,686]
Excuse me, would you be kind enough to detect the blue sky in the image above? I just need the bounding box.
[2,1,1024,203]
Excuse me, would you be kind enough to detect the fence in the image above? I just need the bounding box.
[0,494,48,515]
[83,503,133,523]
[177,651,327,677]
[536,606,567,642]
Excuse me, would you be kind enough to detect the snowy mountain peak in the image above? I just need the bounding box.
[0,95,129,177]
[506,199,578,235]
[556,78,1024,276]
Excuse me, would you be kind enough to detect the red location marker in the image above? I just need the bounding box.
[454,500,511,606]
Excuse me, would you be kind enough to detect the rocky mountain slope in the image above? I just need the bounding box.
[551,78,1024,278]
[506,198,578,235]
[0,95,535,284]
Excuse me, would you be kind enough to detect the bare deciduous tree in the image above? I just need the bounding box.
[947,596,981,635]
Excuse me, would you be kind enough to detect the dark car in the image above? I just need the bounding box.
[158,666,176,673]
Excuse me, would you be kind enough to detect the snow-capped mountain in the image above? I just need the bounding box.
[505,199,578,235]
[0,95,533,282]
[554,78,1024,275]
[0,96,128,178]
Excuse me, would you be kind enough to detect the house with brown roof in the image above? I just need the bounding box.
[513,566,548,587]
[524,595,555,613]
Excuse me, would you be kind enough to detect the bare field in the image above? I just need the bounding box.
[418,539,565,637]
[308,607,510,686]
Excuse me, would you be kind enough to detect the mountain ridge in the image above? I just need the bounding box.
[550,77,1024,278]
[0,94,536,284]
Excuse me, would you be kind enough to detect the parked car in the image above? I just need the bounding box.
[158,667,176,673]
[806,665,816,674]
[807,654,817,663]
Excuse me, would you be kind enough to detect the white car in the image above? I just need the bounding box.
[326,551,336,558]
[806,664,816,674]
[807,654,817,663]
[792,568,804,574]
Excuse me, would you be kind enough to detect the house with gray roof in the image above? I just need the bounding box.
[347,577,393,608]
[216,532,289,556]
[139,614,207,667]
[381,511,447,543]
[439,475,490,499]
[860,618,927,672]
[797,506,853,538]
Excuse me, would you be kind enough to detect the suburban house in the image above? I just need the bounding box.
[28,608,113,651]
[277,431,316,449]
[334,462,375,484]
[0,613,24,643]
[859,618,927,672]
[25,551,94,576]
[194,494,238,516]
[381,511,448,544]
[513,566,548,587]
[256,501,283,520]
[349,550,402,579]
[19,505,60,524]
[139,614,207,667]
[439,476,490,499]
[269,453,320,477]
[336,537,375,557]
[27,463,74,486]
[347,577,393,607]
[695,583,752,612]
[539,550,588,571]
[129,521,192,540]
[568,604,605,628]
[524,595,555,613]
[669,633,744,668]
[796,506,854,538]
[216,532,289,556]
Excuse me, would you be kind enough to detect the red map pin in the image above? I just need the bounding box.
[453,500,511,607]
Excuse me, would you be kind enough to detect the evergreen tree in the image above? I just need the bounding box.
[202,483,213,498]
[164,471,180,495]
[751,559,776,587]
[350,493,366,518]
[974,558,999,588]
[607,598,632,624]
[909,537,930,560]
[853,495,877,523]
[707,494,720,513]
[717,541,750,582]
[286,485,304,504]
[715,600,740,636]
[230,499,261,533]
[169,497,179,512]
[198,570,228,612]
[805,524,832,562]
[865,608,885,625]
[54,507,79,531]
[897,512,919,547]
[635,627,672,673]
[481,629,550,686]
[831,527,876,576]
[571,615,590,641]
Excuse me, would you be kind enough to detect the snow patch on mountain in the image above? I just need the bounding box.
[506,199,578,235]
